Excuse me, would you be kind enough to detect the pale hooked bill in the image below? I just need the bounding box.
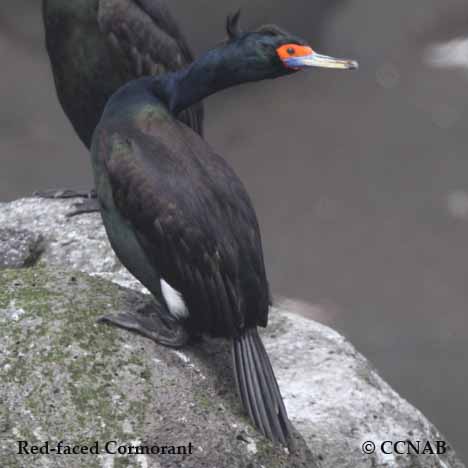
[160,279,189,319]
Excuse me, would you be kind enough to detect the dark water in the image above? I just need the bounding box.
[1,0,467,462]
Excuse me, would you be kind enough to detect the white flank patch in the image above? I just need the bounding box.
[424,37,468,70]
[160,279,188,319]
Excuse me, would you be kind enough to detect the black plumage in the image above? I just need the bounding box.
[40,0,203,213]
[91,9,357,446]
[43,0,203,146]
[95,95,269,337]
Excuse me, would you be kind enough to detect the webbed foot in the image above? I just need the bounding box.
[66,198,101,217]
[33,188,97,199]
[98,303,189,348]
[33,189,100,217]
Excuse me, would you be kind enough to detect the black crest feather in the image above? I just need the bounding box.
[226,10,242,39]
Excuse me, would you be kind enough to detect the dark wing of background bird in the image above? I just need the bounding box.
[98,0,204,134]
[96,119,270,337]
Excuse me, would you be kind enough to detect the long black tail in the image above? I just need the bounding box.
[232,327,291,445]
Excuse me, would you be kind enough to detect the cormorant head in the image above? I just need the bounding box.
[160,11,358,115]
[225,11,358,80]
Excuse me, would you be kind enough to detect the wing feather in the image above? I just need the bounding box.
[98,125,270,337]
[98,0,204,134]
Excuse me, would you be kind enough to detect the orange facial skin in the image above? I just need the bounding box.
[276,44,314,62]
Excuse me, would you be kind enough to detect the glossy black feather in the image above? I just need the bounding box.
[226,10,242,40]
[42,0,203,147]
[233,328,290,444]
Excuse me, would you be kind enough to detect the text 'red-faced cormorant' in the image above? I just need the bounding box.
[41,0,203,214]
[91,10,357,446]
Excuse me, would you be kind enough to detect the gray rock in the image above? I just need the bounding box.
[0,197,465,468]
[0,198,124,281]
[0,267,314,468]
[0,228,43,268]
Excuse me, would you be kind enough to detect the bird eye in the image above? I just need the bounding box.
[287,47,295,55]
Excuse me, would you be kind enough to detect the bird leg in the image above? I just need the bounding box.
[97,301,189,348]
[33,188,101,217]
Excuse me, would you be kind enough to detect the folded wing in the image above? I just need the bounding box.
[98,0,204,134]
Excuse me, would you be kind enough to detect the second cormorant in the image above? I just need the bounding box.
[41,0,203,214]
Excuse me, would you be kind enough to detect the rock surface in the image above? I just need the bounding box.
[0,227,44,269]
[0,267,314,468]
[0,197,465,468]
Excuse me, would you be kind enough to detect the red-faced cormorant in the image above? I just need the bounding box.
[91,11,357,446]
[40,0,203,214]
